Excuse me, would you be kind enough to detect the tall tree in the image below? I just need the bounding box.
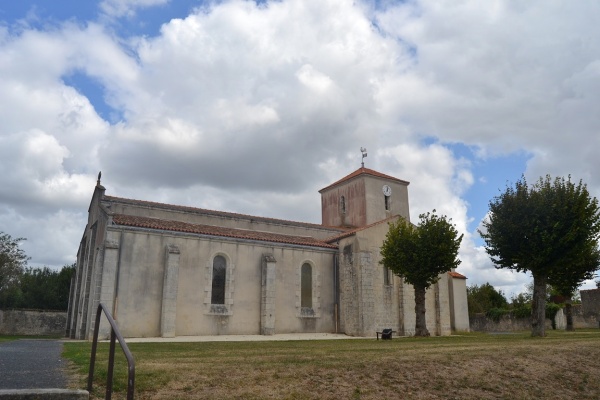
[381,211,463,336]
[0,232,29,308]
[480,175,600,337]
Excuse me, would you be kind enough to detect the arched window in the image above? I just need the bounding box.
[211,255,226,305]
[301,263,312,308]
[340,196,346,215]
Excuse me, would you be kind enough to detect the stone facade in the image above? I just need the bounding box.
[68,167,469,339]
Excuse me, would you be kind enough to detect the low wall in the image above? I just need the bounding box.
[469,304,600,332]
[581,289,600,315]
[0,309,66,336]
[469,313,550,332]
[554,305,599,329]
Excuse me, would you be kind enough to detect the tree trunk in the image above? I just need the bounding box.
[414,284,430,337]
[565,298,574,332]
[531,273,547,337]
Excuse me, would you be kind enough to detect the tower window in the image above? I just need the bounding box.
[340,196,346,215]
[385,195,390,211]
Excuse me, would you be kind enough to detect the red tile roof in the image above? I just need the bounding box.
[448,271,467,279]
[319,167,410,193]
[112,214,338,249]
[104,195,347,233]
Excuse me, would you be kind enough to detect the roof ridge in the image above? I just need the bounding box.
[319,167,409,193]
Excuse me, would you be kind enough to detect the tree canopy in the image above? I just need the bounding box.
[0,232,29,305]
[381,211,463,336]
[480,175,600,336]
[0,264,75,310]
[467,283,508,315]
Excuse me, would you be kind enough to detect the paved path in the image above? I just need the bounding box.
[0,340,67,390]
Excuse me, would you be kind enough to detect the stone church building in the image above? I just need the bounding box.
[67,167,469,339]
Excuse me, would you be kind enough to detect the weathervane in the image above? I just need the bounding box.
[360,147,367,168]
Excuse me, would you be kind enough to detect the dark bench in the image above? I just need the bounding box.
[376,329,397,340]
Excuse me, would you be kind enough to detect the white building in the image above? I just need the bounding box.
[67,167,469,339]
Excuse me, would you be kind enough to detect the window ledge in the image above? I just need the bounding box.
[206,304,231,316]
[299,307,317,318]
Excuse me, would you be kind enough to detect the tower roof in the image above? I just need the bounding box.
[318,167,409,193]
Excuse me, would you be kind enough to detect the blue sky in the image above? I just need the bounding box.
[447,143,531,236]
[1,0,196,35]
[1,0,599,298]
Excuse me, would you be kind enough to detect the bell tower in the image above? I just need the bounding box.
[319,167,410,228]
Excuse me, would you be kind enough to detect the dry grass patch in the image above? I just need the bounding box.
[63,330,600,399]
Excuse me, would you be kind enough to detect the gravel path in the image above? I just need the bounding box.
[0,340,67,389]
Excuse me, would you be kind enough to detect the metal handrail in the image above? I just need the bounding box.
[88,303,135,400]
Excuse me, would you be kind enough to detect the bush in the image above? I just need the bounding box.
[468,283,509,315]
[485,307,509,322]
[513,305,532,319]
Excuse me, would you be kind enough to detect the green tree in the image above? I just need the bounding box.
[480,175,600,337]
[0,232,29,308]
[381,211,463,336]
[467,283,508,315]
[19,264,75,310]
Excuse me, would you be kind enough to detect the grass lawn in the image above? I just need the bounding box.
[63,330,600,399]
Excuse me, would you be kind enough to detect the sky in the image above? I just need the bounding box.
[1,0,600,299]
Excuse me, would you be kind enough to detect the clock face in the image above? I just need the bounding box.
[383,185,392,197]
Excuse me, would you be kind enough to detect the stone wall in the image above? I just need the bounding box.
[0,310,67,336]
[469,313,542,332]
[470,304,600,332]
[554,305,599,329]
[581,288,600,316]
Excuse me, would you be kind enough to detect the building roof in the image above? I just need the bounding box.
[112,214,339,250]
[319,167,410,193]
[104,195,347,233]
[448,271,467,279]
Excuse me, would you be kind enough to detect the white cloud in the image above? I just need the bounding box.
[100,0,170,18]
[375,1,600,153]
[296,64,334,93]
[11,209,86,268]
[379,143,472,224]
[97,0,413,192]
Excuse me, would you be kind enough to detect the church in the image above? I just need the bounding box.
[67,164,469,339]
